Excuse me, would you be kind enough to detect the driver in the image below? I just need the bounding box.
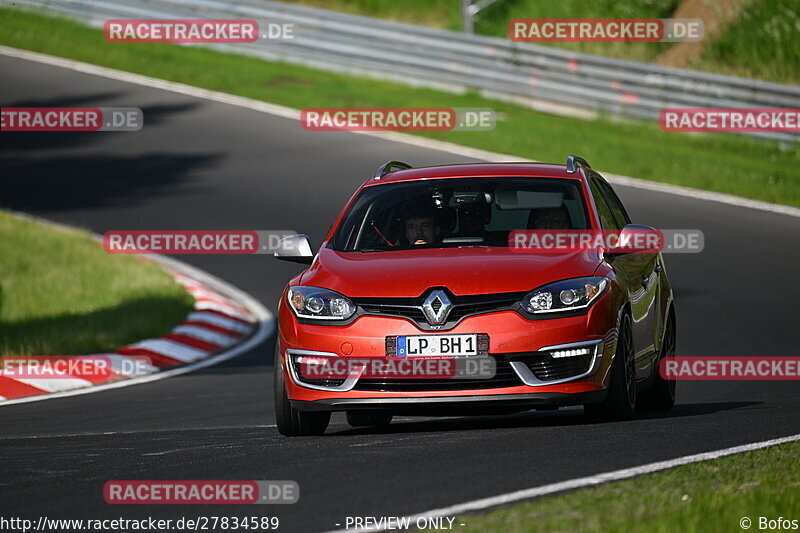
[404,209,441,246]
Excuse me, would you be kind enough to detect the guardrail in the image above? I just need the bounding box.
[7,0,800,142]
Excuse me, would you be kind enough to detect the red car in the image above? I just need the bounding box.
[273,156,676,436]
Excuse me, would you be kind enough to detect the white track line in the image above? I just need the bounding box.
[324,432,800,533]
[1,45,798,219]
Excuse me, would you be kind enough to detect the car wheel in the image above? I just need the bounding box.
[637,311,676,412]
[274,348,331,436]
[584,312,636,421]
[346,412,393,427]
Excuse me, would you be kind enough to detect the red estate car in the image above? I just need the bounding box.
[273,157,676,436]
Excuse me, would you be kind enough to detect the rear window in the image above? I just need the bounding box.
[332,177,589,252]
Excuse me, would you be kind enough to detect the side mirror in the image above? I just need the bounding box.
[608,224,661,257]
[274,234,314,264]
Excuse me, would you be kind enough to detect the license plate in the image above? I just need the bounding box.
[397,334,478,357]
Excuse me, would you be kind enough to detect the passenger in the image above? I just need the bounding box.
[455,203,492,237]
[534,205,572,230]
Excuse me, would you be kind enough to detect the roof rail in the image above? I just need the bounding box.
[373,160,412,180]
[565,155,591,174]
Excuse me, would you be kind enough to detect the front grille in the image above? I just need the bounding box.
[359,304,426,323]
[354,290,524,330]
[448,300,517,321]
[510,352,594,381]
[352,357,521,391]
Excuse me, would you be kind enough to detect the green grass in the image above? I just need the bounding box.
[0,212,194,355]
[1,6,799,206]
[431,440,800,533]
[280,0,800,84]
[702,0,800,84]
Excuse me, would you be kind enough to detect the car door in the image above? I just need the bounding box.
[589,175,660,380]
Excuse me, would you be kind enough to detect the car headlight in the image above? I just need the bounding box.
[287,286,356,320]
[521,277,608,314]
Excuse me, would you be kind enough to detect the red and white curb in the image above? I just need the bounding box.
[0,223,273,406]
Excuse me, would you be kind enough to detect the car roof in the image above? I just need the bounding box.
[363,162,584,187]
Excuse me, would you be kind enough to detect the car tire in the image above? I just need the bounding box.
[584,312,636,422]
[637,311,676,412]
[346,412,393,427]
[274,349,331,436]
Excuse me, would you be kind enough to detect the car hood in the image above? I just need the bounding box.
[300,246,601,297]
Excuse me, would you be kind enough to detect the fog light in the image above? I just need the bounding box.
[551,347,591,358]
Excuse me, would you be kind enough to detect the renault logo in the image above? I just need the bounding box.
[422,290,452,325]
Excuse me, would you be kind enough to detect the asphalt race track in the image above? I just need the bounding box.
[2,54,799,532]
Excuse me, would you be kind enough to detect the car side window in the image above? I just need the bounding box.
[589,178,619,230]
[599,180,632,228]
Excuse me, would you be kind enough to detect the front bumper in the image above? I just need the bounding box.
[290,390,607,414]
[278,292,619,410]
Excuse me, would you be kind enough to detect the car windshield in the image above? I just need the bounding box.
[332,177,589,252]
